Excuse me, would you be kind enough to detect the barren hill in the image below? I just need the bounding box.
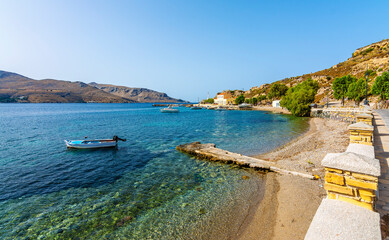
[0,71,184,103]
[244,39,389,103]
[89,83,185,103]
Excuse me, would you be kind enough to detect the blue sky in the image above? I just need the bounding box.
[0,0,388,101]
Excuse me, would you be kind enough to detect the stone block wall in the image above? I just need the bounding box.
[305,109,381,239]
[311,107,371,123]
[321,110,380,211]
[348,122,374,146]
[324,167,378,210]
[356,113,373,125]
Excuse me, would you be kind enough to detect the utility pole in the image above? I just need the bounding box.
[365,64,369,105]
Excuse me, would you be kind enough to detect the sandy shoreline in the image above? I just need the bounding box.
[252,106,291,115]
[236,117,349,240]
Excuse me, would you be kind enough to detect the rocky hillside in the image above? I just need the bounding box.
[0,70,184,103]
[243,39,389,103]
[89,83,185,103]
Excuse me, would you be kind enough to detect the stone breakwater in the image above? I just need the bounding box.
[176,142,317,180]
[305,109,382,239]
[311,107,371,123]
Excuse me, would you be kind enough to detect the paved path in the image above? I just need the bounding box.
[372,110,389,216]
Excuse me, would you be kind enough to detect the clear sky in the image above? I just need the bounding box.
[0,0,388,101]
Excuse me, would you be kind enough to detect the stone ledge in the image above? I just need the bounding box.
[304,199,381,240]
[348,121,374,131]
[322,152,380,177]
[346,143,375,159]
[356,113,373,119]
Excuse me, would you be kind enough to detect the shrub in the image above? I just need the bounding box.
[235,94,245,104]
[268,83,288,100]
[361,47,374,55]
[280,78,319,117]
[203,98,214,104]
[257,95,267,101]
[372,71,389,100]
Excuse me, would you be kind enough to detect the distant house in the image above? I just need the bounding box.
[226,97,236,105]
[272,100,281,108]
[214,92,234,105]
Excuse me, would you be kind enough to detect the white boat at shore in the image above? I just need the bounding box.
[238,103,253,109]
[160,105,179,113]
[64,136,126,149]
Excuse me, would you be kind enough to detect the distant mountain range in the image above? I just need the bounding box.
[89,82,184,103]
[0,70,186,103]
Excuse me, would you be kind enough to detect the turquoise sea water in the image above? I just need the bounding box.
[0,103,308,239]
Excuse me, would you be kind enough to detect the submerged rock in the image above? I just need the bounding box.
[116,216,133,227]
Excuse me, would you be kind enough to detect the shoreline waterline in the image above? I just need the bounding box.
[237,117,349,240]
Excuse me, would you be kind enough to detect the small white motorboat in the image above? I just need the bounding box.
[238,103,253,109]
[64,136,126,149]
[160,105,179,113]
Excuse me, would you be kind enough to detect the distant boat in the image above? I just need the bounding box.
[64,136,126,149]
[215,106,228,111]
[238,103,252,109]
[191,106,202,110]
[160,105,179,113]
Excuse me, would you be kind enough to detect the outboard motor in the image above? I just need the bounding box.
[113,135,127,142]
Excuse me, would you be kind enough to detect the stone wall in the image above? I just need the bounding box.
[322,119,379,210]
[324,160,378,211]
[348,122,374,146]
[311,107,371,123]
[305,109,382,239]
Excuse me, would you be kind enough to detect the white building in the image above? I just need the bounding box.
[214,94,227,105]
[272,100,281,108]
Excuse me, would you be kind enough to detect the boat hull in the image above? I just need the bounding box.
[160,109,179,113]
[64,140,117,149]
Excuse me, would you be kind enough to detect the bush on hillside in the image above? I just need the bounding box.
[203,98,214,104]
[257,95,267,101]
[280,78,319,117]
[372,71,389,100]
[268,83,288,100]
[235,94,245,104]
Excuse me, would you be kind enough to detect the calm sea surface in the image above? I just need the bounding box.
[0,103,308,239]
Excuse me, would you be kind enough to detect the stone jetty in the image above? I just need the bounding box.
[176,142,317,180]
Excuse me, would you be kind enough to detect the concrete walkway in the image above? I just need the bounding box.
[372,111,389,216]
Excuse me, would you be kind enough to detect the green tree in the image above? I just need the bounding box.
[347,78,369,106]
[203,98,214,104]
[235,94,245,104]
[257,95,267,101]
[252,97,258,105]
[268,83,288,100]
[332,75,356,106]
[372,71,389,100]
[280,78,319,117]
